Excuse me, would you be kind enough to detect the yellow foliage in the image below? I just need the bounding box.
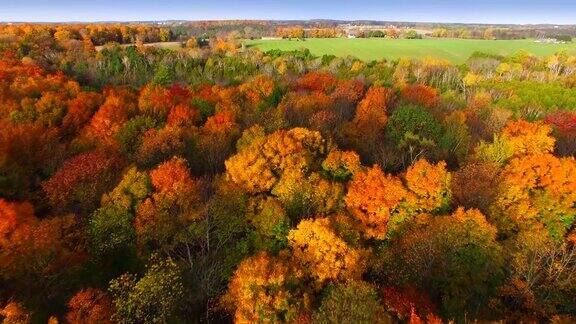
[223,252,309,323]
[288,218,366,284]
[501,120,556,156]
[225,128,325,194]
[404,159,452,213]
[496,153,576,239]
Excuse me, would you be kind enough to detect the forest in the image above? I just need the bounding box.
[0,23,576,323]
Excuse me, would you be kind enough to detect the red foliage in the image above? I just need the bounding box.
[331,79,365,103]
[66,288,114,324]
[42,151,122,210]
[294,72,338,93]
[401,84,440,108]
[62,92,104,134]
[382,286,436,320]
[545,111,576,135]
[149,157,197,194]
[167,104,200,127]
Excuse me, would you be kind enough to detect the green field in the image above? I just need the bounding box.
[245,38,576,63]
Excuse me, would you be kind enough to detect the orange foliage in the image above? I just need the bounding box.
[86,87,138,147]
[135,157,203,244]
[138,83,174,119]
[203,111,237,134]
[288,217,366,284]
[404,159,451,213]
[223,252,309,323]
[345,166,408,239]
[0,199,83,281]
[66,288,114,324]
[211,37,238,55]
[238,74,275,106]
[401,84,440,108]
[353,86,392,128]
[501,120,556,156]
[294,72,338,93]
[331,79,365,103]
[0,301,31,324]
[496,153,576,238]
[0,200,36,248]
[167,104,199,127]
[280,91,333,126]
[149,156,198,194]
[225,128,325,193]
[62,92,104,133]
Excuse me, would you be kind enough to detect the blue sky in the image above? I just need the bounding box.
[1,0,575,24]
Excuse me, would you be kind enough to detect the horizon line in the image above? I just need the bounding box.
[0,19,575,26]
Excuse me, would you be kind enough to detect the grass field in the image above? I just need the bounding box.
[245,38,576,63]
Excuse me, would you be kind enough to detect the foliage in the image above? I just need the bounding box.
[222,252,310,323]
[345,166,408,239]
[288,217,366,284]
[312,280,388,324]
[109,257,185,323]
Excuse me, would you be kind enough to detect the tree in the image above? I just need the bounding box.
[246,196,290,253]
[404,159,451,214]
[312,281,389,323]
[196,111,241,174]
[451,162,500,214]
[495,230,576,322]
[222,252,310,323]
[238,74,275,107]
[495,153,576,240]
[380,208,504,319]
[225,128,325,194]
[385,105,443,165]
[381,286,437,321]
[346,87,393,158]
[344,166,408,239]
[321,150,361,182]
[109,257,186,323]
[135,157,203,247]
[545,111,576,156]
[0,302,31,324]
[66,288,114,324]
[400,84,440,109]
[288,217,366,284]
[294,72,338,93]
[0,200,84,308]
[405,30,421,39]
[42,150,123,213]
[114,116,159,157]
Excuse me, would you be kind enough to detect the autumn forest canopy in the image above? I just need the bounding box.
[0,22,576,323]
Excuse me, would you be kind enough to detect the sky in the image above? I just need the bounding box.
[1,0,575,24]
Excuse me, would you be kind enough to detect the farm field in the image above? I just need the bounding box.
[245,38,576,63]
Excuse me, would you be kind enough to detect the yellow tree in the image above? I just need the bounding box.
[222,252,310,323]
[225,128,325,194]
[476,120,556,164]
[288,218,366,284]
[404,159,452,213]
[495,153,576,239]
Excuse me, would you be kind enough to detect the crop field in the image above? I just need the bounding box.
[245,38,576,63]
